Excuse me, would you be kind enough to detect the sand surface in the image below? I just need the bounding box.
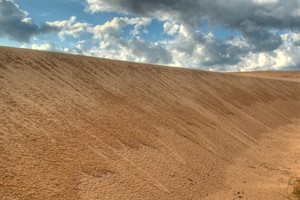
[0,46,300,199]
[232,71,300,82]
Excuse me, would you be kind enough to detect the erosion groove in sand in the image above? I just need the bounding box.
[0,46,299,199]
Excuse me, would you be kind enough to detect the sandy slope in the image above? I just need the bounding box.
[232,71,300,82]
[0,46,299,200]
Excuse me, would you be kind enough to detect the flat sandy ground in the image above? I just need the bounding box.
[0,46,299,199]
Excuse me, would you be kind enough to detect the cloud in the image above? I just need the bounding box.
[239,20,282,52]
[88,39,173,65]
[89,18,244,69]
[20,41,57,51]
[0,0,40,42]
[20,41,88,56]
[85,0,299,52]
[44,16,91,39]
[126,37,173,64]
[163,21,179,36]
[3,0,298,71]
[230,32,300,71]
[86,0,300,30]
[0,0,89,42]
[31,41,57,51]
[0,0,64,42]
[252,0,278,4]
[83,0,300,71]
[88,17,299,71]
[92,17,151,41]
[84,17,171,64]
[161,25,246,69]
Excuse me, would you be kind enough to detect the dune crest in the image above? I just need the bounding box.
[0,46,299,199]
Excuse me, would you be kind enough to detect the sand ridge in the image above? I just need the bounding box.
[0,46,300,199]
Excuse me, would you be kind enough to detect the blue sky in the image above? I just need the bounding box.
[0,0,299,71]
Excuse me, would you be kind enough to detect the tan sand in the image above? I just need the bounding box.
[232,71,300,82]
[0,46,299,200]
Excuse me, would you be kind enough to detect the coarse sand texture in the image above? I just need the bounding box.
[0,46,300,200]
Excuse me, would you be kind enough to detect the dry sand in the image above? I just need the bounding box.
[0,46,299,200]
[232,71,300,82]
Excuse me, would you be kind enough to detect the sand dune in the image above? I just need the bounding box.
[232,71,300,82]
[0,46,299,200]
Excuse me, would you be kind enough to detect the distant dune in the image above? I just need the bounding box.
[1,46,300,200]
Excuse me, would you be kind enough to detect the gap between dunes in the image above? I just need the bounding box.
[0,46,300,199]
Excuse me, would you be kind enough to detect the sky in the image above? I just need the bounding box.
[0,0,299,71]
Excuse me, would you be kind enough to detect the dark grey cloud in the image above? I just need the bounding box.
[86,0,300,30]
[85,0,299,52]
[128,37,173,64]
[0,0,59,42]
[239,20,283,52]
[294,40,300,46]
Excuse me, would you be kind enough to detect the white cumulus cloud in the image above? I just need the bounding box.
[45,16,91,39]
